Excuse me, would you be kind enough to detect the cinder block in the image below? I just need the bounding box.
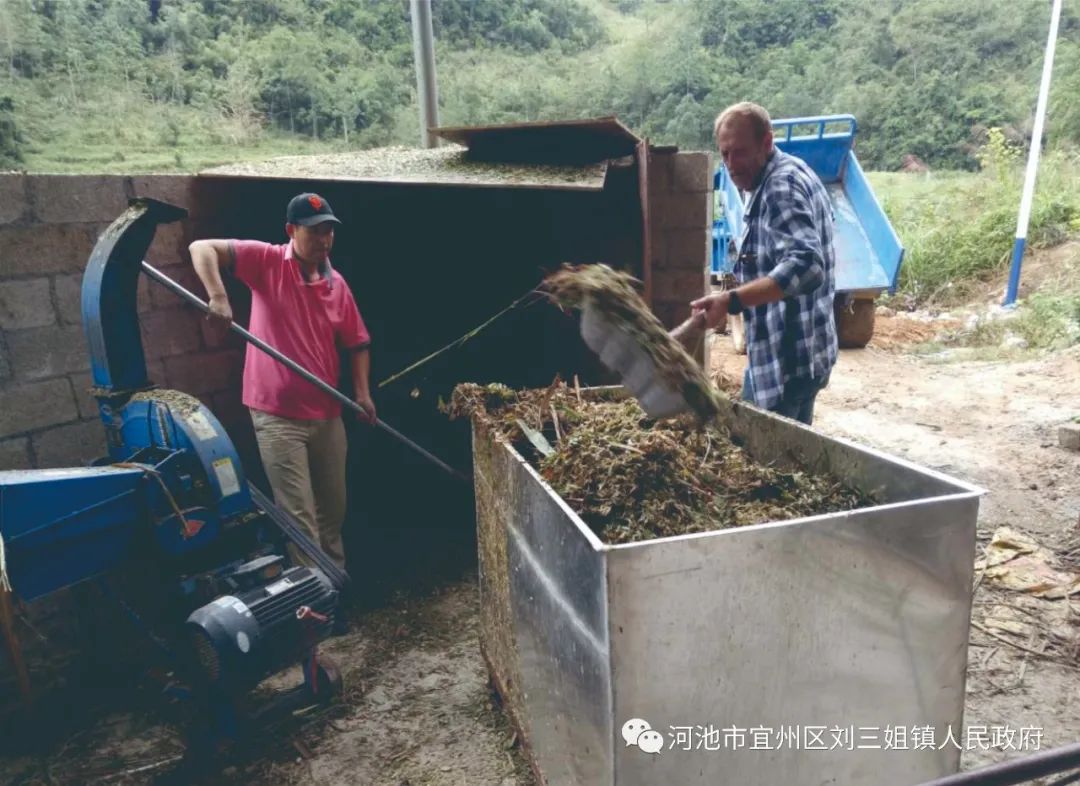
[148,263,206,309]
[0,224,101,276]
[0,279,55,329]
[0,378,79,438]
[200,319,227,350]
[164,350,243,396]
[657,191,711,230]
[130,175,194,211]
[672,152,713,193]
[147,359,166,387]
[648,151,673,195]
[68,371,99,420]
[650,300,696,332]
[200,317,241,350]
[1060,423,1080,452]
[0,437,31,469]
[648,226,666,267]
[139,308,203,359]
[0,174,28,225]
[663,227,710,270]
[7,324,90,380]
[652,268,708,302]
[56,270,151,324]
[28,175,129,224]
[145,221,189,266]
[185,219,220,242]
[53,273,81,324]
[32,419,107,468]
[136,273,154,314]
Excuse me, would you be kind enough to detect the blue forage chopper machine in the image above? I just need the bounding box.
[0,199,348,753]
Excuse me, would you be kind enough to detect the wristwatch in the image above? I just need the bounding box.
[726,290,744,315]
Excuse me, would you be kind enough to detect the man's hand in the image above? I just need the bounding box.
[690,292,730,332]
[207,293,234,324]
[354,392,376,424]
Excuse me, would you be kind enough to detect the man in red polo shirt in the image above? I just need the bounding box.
[189,192,374,572]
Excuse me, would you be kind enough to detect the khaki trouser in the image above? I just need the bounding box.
[250,409,348,570]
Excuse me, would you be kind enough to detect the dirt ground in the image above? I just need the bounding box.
[0,575,534,786]
[714,315,1080,777]
[823,340,1080,776]
[2,311,1078,786]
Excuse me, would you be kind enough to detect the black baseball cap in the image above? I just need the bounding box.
[286,192,341,227]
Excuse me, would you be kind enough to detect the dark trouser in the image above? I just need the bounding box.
[742,368,830,426]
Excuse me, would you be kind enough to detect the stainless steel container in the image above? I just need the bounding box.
[473,392,982,786]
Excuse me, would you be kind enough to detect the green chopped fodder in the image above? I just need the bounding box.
[446,380,874,545]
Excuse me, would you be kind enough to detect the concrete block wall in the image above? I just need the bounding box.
[0,173,251,472]
[647,149,712,332]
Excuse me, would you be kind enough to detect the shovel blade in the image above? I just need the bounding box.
[579,302,690,419]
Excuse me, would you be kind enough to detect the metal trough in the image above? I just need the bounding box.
[473,391,983,786]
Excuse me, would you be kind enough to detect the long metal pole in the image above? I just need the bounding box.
[410,0,440,148]
[914,741,1080,786]
[140,261,469,484]
[1003,0,1063,306]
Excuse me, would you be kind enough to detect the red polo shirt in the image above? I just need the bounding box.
[232,240,370,420]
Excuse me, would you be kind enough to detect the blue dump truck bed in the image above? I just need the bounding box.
[713,115,903,296]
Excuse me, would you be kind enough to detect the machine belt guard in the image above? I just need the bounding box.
[248,483,350,591]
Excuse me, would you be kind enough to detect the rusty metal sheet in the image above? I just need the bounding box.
[432,116,642,165]
[636,139,652,307]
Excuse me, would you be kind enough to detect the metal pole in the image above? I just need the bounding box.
[140,261,469,484]
[914,741,1080,786]
[1003,0,1063,306]
[410,0,440,148]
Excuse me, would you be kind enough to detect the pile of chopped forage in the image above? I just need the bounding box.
[445,381,874,545]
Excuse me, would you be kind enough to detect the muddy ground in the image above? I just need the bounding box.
[2,311,1078,786]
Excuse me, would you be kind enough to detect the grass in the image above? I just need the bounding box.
[908,278,1080,361]
[7,81,355,174]
[867,149,1080,308]
[869,149,1080,360]
[966,292,1080,350]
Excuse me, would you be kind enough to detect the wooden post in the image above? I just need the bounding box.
[0,585,31,706]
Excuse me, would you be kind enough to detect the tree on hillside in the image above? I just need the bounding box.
[0,96,23,168]
[433,0,605,53]
[1049,41,1080,150]
[1,0,1078,169]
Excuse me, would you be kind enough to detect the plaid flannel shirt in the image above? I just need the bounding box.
[735,149,838,410]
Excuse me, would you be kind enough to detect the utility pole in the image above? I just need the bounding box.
[1003,0,1062,306]
[410,0,440,148]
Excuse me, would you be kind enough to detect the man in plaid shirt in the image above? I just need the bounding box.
[692,102,838,425]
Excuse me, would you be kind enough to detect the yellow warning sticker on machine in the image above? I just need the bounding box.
[212,457,241,498]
